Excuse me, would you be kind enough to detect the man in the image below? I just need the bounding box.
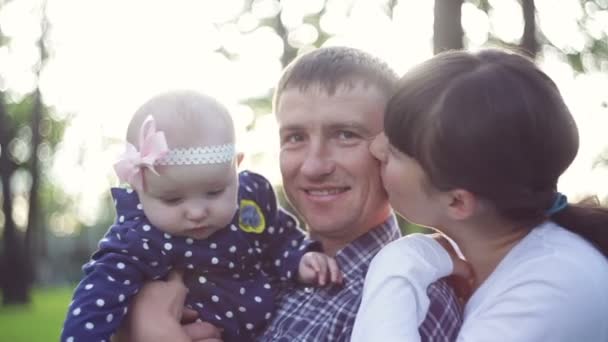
[118,46,462,342]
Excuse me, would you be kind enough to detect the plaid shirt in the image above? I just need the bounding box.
[258,215,462,341]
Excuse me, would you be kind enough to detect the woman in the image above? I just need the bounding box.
[351,49,608,341]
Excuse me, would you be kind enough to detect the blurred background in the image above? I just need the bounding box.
[0,0,607,340]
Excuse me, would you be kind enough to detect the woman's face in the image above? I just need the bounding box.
[370,133,443,228]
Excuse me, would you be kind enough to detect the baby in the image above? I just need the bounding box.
[61,91,341,342]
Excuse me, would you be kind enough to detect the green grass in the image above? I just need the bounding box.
[0,286,73,342]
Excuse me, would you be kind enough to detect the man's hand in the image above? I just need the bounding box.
[298,251,343,286]
[432,234,475,305]
[112,270,223,342]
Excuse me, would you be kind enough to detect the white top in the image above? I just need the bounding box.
[351,221,608,342]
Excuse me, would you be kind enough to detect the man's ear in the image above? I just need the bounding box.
[444,189,477,221]
[236,152,244,167]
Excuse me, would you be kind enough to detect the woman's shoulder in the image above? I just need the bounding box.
[496,221,608,295]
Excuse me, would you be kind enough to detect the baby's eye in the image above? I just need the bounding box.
[207,188,225,197]
[161,197,183,205]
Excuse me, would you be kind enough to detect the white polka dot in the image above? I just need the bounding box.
[283,251,289,258]
[254,296,262,303]
[106,313,114,322]
[186,238,194,245]
[238,306,246,312]
[119,216,125,223]
[126,188,133,193]
[211,257,219,264]
[72,307,81,316]
[287,271,292,278]
[116,233,121,240]
[136,203,143,210]
[212,295,219,302]
[196,302,203,308]
[123,280,131,285]
[246,186,253,192]
[123,307,128,315]
[210,243,217,249]
[215,314,222,320]
[117,262,125,269]
[84,284,94,290]
[248,248,253,254]
[228,262,235,269]
[198,276,207,284]
[66,337,74,342]
[274,259,281,266]
[240,287,246,295]
[229,246,237,253]
[142,225,151,231]
[131,256,139,261]
[268,227,275,234]
[185,250,192,257]
[118,294,125,302]
[279,227,285,234]
[232,273,240,279]
[150,261,158,267]
[187,264,194,269]
[96,299,105,307]
[265,312,272,319]
[164,242,173,251]
[85,322,94,330]
[230,225,238,231]
[291,240,298,247]
[264,283,271,289]
[226,311,234,318]
[164,233,172,239]
[107,276,115,282]
[246,323,254,330]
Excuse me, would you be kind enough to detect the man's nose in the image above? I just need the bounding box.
[370,133,388,162]
[300,140,334,178]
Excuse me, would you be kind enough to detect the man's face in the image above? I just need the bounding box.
[276,83,391,246]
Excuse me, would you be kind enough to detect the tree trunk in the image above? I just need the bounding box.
[520,0,538,58]
[24,89,43,280]
[433,0,464,54]
[0,92,30,305]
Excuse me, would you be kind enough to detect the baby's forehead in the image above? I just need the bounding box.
[129,91,235,147]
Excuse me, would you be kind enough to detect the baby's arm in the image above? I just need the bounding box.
[298,251,343,286]
[351,234,453,342]
[61,226,171,342]
[237,171,321,282]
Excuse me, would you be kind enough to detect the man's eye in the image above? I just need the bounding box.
[283,134,304,144]
[337,131,357,140]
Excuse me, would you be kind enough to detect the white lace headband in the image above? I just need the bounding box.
[114,116,236,189]
[155,144,235,165]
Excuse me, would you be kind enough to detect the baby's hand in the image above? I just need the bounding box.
[298,251,343,286]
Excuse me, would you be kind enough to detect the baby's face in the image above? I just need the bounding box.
[138,161,239,240]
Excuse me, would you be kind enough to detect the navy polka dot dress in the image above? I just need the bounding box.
[61,171,316,342]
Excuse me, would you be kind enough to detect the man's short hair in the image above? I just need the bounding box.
[273,46,399,110]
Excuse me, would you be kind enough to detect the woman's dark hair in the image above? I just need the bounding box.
[385,49,608,257]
